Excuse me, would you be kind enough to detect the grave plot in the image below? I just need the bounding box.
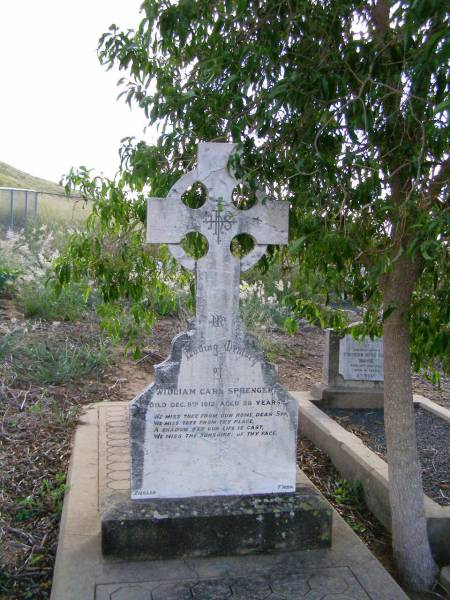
[324,406,450,507]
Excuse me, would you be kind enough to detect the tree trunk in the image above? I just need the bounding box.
[382,254,438,590]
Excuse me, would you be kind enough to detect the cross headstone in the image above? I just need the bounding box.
[130,142,298,499]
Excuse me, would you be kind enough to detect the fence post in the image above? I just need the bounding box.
[24,190,28,222]
[9,189,14,229]
[34,191,38,218]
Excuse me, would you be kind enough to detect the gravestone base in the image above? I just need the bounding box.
[101,487,332,560]
[311,383,384,409]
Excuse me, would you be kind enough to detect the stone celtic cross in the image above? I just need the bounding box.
[131,142,297,500]
[147,143,289,342]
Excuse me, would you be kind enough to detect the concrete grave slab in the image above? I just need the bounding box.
[50,403,409,600]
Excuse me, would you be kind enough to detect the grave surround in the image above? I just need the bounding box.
[50,402,409,599]
[101,142,332,559]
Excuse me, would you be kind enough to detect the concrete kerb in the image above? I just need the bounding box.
[292,391,450,565]
[413,394,450,423]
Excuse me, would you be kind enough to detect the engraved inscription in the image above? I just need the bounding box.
[203,209,235,243]
[209,313,226,328]
[339,335,384,381]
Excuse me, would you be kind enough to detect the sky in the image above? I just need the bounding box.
[0,1,156,183]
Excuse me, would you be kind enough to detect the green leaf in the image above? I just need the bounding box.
[284,317,298,335]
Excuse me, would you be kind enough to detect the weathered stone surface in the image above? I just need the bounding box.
[101,487,332,560]
[51,404,409,600]
[95,568,375,600]
[130,143,298,499]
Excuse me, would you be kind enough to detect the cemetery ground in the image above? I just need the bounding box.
[0,287,448,599]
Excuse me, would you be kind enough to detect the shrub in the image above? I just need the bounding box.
[0,266,21,293]
[239,279,293,331]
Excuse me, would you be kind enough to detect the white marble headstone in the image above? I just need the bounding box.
[130,143,298,500]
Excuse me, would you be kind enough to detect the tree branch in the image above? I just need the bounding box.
[422,157,450,208]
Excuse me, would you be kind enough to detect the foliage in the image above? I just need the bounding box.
[58,0,449,588]
[0,265,21,292]
[332,479,365,512]
[55,169,194,350]
[0,224,64,282]
[83,0,449,376]
[19,281,94,321]
[0,224,98,321]
[239,279,292,330]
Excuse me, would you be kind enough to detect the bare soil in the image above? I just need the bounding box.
[0,310,448,599]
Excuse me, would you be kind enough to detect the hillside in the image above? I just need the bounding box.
[0,161,64,194]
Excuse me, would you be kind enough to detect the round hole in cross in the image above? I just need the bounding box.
[230,233,255,258]
[232,183,257,210]
[181,182,208,209]
[180,231,209,259]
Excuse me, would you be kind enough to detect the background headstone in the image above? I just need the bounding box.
[312,329,384,408]
[339,335,383,381]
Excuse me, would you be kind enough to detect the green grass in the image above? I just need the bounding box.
[0,190,90,228]
[13,473,68,522]
[259,337,293,362]
[0,329,109,385]
[36,193,90,226]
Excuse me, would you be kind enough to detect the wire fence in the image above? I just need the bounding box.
[0,187,84,229]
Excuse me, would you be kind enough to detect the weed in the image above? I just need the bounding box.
[35,473,68,518]
[332,479,365,511]
[0,265,21,292]
[0,328,110,385]
[13,474,68,522]
[30,399,43,415]
[258,335,303,363]
[351,522,368,534]
[50,400,78,427]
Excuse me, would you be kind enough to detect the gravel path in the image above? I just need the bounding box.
[324,406,450,506]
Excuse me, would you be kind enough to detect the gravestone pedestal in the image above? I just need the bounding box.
[102,487,332,560]
[312,330,384,409]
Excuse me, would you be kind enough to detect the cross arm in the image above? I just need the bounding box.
[239,200,289,245]
[147,197,199,244]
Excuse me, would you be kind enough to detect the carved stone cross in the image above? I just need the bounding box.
[147,143,289,342]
